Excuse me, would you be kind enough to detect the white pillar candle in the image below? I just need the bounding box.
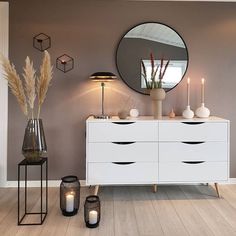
[187,77,190,106]
[89,210,98,224]
[201,78,205,103]
[66,193,74,212]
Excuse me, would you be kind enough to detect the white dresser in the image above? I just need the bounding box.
[86,116,229,195]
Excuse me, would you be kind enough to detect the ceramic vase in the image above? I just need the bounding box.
[22,118,47,162]
[195,103,210,118]
[150,88,166,119]
[182,105,194,119]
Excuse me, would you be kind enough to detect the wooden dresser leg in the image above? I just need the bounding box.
[94,185,99,195]
[214,183,220,198]
[153,184,157,193]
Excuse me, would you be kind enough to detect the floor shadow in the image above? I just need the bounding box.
[95,184,219,201]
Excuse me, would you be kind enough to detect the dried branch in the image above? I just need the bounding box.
[150,52,155,79]
[0,54,28,116]
[161,59,170,80]
[23,56,36,118]
[37,51,53,118]
[141,59,150,89]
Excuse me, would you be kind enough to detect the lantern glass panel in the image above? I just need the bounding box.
[60,175,80,216]
[84,195,101,228]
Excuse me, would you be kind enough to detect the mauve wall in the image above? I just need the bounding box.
[7,0,236,180]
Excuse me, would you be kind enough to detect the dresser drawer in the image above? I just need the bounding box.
[88,122,158,142]
[159,122,227,141]
[87,162,158,184]
[159,142,228,162]
[88,142,158,162]
[159,162,228,182]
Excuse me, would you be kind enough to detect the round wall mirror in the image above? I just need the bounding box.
[116,22,189,95]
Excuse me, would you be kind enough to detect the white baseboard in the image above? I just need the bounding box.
[227,178,236,184]
[3,179,236,188]
[6,180,86,188]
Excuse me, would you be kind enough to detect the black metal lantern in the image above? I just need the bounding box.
[60,175,80,216]
[84,195,101,228]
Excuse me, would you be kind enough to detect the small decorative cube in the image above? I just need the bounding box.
[56,54,74,73]
[33,33,51,52]
[84,195,101,228]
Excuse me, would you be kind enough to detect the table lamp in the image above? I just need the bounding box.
[90,72,117,119]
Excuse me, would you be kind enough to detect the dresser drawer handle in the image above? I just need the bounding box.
[182,122,205,125]
[112,162,135,165]
[182,161,205,164]
[182,141,205,145]
[112,142,136,145]
[112,122,135,125]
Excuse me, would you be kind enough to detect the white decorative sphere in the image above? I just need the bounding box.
[182,106,194,119]
[130,109,139,118]
[195,104,210,118]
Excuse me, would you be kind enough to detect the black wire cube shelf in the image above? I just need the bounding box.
[56,54,74,73]
[33,33,51,52]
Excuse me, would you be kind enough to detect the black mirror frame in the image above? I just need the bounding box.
[116,22,189,95]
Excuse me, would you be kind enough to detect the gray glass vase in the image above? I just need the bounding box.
[22,119,47,162]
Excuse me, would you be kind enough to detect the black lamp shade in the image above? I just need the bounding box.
[60,175,80,216]
[90,72,117,82]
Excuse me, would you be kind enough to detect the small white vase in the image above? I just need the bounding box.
[182,105,194,119]
[195,103,210,118]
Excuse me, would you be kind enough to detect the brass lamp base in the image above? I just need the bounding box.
[93,115,111,119]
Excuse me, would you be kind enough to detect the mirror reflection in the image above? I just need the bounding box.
[116,22,189,95]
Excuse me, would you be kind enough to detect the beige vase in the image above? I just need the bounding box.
[150,88,166,119]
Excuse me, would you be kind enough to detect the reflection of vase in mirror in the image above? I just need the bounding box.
[150,88,166,119]
[116,22,188,95]
[22,119,47,162]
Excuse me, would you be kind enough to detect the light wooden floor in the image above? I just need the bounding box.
[1,185,236,236]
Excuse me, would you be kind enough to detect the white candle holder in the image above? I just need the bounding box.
[195,103,210,118]
[182,105,194,119]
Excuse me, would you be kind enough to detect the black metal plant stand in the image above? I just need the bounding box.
[18,158,48,225]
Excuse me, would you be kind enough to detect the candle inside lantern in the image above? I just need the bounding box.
[187,77,190,106]
[201,78,205,103]
[89,210,98,225]
[61,60,67,65]
[66,192,74,212]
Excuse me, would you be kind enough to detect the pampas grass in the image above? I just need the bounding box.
[37,51,53,118]
[0,55,28,116]
[23,56,36,118]
[0,51,53,119]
